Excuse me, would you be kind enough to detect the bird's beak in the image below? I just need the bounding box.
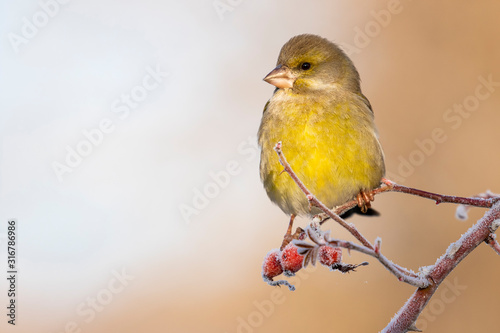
[263,65,296,89]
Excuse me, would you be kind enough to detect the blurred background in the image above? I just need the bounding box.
[1,1,500,332]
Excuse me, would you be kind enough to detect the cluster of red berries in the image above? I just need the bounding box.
[262,243,342,281]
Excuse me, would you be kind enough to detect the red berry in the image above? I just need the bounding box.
[262,249,283,280]
[318,245,342,266]
[280,243,304,274]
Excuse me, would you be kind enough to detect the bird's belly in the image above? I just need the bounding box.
[261,115,384,216]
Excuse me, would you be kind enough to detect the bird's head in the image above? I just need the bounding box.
[264,34,361,94]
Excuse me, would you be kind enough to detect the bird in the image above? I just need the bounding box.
[257,34,385,247]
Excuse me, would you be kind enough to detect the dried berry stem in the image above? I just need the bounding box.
[327,238,424,284]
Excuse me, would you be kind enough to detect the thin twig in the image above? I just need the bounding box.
[326,238,426,286]
[295,227,426,287]
[377,252,428,288]
[382,178,499,208]
[317,180,498,226]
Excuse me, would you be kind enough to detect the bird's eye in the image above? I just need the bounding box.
[301,62,311,70]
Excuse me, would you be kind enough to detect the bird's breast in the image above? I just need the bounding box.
[258,90,384,215]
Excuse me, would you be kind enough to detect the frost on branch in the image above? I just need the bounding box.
[456,190,500,221]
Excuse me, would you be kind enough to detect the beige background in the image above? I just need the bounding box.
[1,1,500,332]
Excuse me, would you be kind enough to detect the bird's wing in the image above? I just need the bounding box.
[358,92,374,114]
[262,100,270,114]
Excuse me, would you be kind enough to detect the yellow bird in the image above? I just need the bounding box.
[258,34,385,242]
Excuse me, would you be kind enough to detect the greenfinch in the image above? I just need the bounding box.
[258,34,385,236]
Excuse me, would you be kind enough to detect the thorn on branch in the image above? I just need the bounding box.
[485,233,500,256]
[374,237,382,254]
[408,323,422,332]
[490,219,500,233]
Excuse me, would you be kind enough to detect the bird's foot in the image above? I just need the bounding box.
[280,214,305,250]
[356,190,374,213]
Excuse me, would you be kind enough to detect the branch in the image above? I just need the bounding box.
[382,201,500,333]
[312,180,498,227]
[340,240,427,287]
[314,180,499,226]
[271,141,500,332]
[382,178,499,208]
[275,142,428,288]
